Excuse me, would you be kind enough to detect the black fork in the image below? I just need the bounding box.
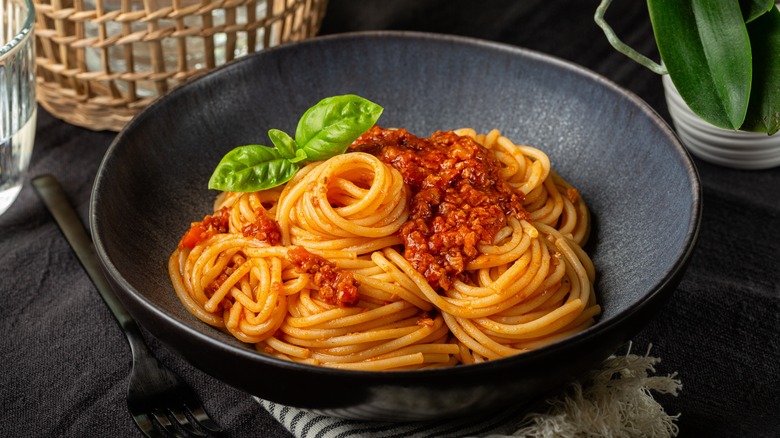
[33,174,222,437]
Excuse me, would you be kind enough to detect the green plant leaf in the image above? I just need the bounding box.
[208,145,300,192]
[649,0,752,130]
[742,5,780,134]
[740,0,775,23]
[268,128,298,159]
[209,94,383,192]
[295,95,383,161]
[291,149,308,163]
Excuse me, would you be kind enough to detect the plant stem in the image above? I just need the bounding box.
[594,0,668,75]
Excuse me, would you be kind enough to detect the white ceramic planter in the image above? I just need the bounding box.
[662,73,780,170]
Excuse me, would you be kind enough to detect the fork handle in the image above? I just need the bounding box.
[33,175,148,349]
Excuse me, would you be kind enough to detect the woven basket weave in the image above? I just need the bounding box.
[33,0,328,131]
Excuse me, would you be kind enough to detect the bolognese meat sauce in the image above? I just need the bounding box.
[352,126,528,291]
[288,246,360,307]
[180,205,283,298]
[179,206,282,249]
[178,207,231,249]
[242,215,281,246]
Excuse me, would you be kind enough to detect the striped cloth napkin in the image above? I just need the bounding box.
[256,344,682,438]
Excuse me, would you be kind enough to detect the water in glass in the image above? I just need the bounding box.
[1,0,36,216]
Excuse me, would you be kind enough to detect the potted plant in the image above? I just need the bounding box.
[595,0,780,169]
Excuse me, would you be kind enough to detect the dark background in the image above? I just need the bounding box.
[1,1,778,437]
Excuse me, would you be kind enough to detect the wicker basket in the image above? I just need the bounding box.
[33,0,328,131]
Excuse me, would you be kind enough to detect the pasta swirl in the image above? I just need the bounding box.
[169,128,600,370]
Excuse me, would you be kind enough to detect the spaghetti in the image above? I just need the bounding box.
[169,126,600,370]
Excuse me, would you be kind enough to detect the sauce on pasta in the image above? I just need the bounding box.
[353,127,527,291]
[287,246,360,307]
[169,126,600,370]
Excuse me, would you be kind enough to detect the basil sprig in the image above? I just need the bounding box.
[208,94,383,192]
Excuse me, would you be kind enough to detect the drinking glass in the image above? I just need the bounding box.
[0,0,36,216]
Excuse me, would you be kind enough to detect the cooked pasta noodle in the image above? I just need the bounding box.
[169,127,600,370]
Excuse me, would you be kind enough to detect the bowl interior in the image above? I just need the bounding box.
[91,31,700,408]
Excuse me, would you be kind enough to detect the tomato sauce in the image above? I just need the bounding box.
[242,215,281,246]
[352,126,528,291]
[178,207,231,249]
[287,246,360,307]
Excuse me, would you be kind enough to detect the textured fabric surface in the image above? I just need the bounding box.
[1,1,778,437]
[258,346,683,438]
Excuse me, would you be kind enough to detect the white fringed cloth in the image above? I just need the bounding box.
[257,344,682,438]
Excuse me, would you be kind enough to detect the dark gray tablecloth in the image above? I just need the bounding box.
[2,1,778,437]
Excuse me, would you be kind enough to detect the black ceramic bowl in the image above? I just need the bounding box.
[91,31,701,421]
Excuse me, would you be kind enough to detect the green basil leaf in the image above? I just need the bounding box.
[742,5,780,134]
[290,149,308,163]
[740,0,775,23]
[208,145,300,192]
[649,0,752,130]
[295,94,383,161]
[268,128,298,159]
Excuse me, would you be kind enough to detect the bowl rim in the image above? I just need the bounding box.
[90,30,702,379]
